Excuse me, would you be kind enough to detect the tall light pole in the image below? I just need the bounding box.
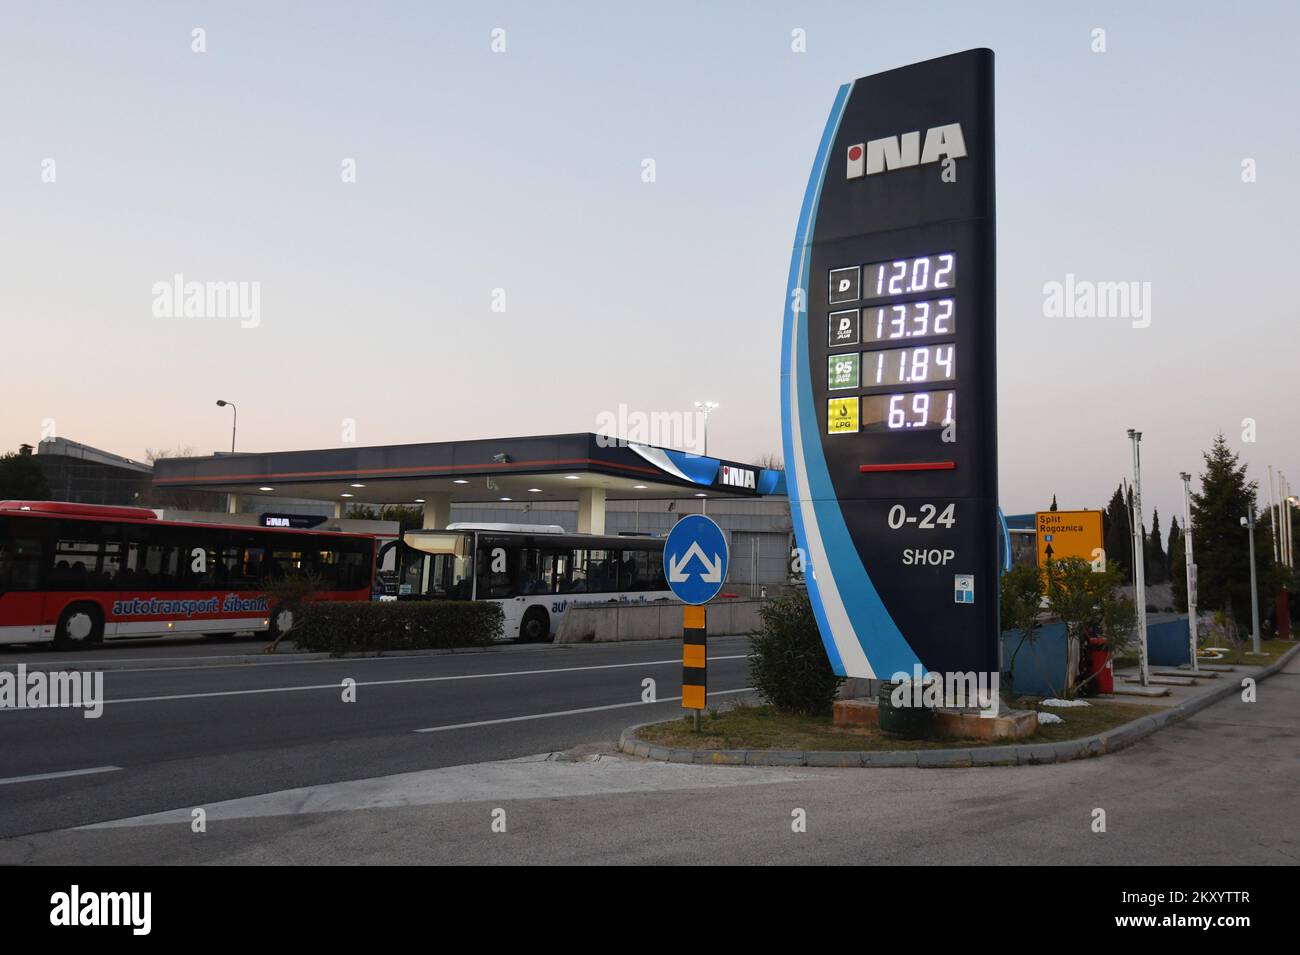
[215,400,237,453]
[693,401,719,456]
[1127,429,1149,687]
[1241,505,1261,655]
[1180,471,1199,673]
[1283,475,1295,568]
[1286,483,1294,567]
[1267,465,1280,563]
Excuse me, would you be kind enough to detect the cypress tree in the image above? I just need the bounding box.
[1103,484,1131,575]
[1148,509,1166,583]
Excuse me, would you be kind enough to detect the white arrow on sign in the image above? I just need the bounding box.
[668,542,724,584]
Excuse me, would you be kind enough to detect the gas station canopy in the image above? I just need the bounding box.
[152,432,785,510]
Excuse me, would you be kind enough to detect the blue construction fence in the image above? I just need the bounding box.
[1000,614,1191,697]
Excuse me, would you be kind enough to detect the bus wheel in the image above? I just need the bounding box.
[53,603,103,650]
[520,607,550,643]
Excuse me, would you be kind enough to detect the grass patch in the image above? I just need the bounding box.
[1194,639,1295,666]
[636,700,1162,751]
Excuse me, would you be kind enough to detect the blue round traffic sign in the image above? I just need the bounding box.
[663,515,729,605]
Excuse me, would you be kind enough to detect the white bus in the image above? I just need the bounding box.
[388,523,671,641]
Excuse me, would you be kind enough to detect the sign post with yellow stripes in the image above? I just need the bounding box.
[682,606,708,731]
[663,515,730,733]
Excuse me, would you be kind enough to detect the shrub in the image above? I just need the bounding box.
[747,590,843,716]
[292,600,502,655]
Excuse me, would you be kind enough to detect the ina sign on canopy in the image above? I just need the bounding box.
[780,50,1000,680]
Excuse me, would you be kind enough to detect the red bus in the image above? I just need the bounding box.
[0,501,377,649]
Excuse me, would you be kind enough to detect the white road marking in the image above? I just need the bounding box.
[8,655,748,710]
[414,687,755,733]
[0,636,755,675]
[0,766,122,786]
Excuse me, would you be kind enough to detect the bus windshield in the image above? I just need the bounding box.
[400,531,473,598]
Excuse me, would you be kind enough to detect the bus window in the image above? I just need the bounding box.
[51,534,99,590]
[100,540,123,586]
[585,549,614,593]
[619,549,655,592]
[335,550,368,590]
[147,544,180,588]
[645,547,668,590]
[0,535,42,591]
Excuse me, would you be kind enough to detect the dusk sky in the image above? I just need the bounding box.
[4,1,1296,524]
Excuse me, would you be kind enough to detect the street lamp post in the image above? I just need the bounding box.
[1180,471,1198,673]
[693,401,718,517]
[693,400,719,456]
[1127,429,1149,687]
[215,400,237,453]
[1242,506,1261,655]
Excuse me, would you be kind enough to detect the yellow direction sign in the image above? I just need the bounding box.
[1035,510,1104,567]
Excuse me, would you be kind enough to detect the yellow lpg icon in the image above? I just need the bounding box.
[826,396,859,434]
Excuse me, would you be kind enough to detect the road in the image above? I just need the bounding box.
[0,635,753,840]
[0,638,1295,865]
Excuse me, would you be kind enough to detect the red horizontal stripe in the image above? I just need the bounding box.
[858,461,956,473]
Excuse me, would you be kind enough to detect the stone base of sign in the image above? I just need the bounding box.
[831,698,1037,740]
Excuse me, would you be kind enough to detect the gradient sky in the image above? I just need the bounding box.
[3,1,1297,524]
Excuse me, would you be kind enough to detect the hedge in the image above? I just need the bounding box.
[291,600,503,655]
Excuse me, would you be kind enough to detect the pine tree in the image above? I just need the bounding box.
[1189,434,1269,628]
[1050,494,1058,512]
[1148,509,1166,583]
[1103,484,1131,575]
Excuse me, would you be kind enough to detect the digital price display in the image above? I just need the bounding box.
[863,344,956,387]
[861,390,956,432]
[863,298,955,343]
[780,50,999,682]
[862,253,956,301]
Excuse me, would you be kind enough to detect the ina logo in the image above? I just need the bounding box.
[846,124,966,179]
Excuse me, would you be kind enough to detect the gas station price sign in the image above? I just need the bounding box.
[780,50,999,680]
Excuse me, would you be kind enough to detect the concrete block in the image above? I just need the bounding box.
[933,707,1037,741]
[832,699,880,727]
[703,750,747,765]
[861,750,918,768]
[667,748,694,764]
[745,751,806,767]
[646,745,671,761]
[1015,744,1057,765]
[1051,738,1097,762]
[1097,716,1157,753]
[805,751,865,768]
[917,749,974,768]
[970,747,1019,766]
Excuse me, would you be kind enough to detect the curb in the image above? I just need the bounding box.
[617,642,1299,769]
